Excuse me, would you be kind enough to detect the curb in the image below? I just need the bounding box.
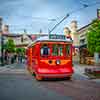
[84,73,96,79]
[0,64,16,72]
[85,67,100,74]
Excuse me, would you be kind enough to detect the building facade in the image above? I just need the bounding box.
[2,33,48,49]
[78,24,91,48]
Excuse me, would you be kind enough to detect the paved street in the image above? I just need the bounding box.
[0,0,100,100]
[0,63,100,100]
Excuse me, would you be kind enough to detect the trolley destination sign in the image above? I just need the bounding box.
[49,34,66,40]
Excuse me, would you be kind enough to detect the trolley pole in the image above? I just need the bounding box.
[48,14,70,35]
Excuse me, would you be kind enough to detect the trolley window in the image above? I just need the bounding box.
[41,44,50,56]
[52,44,64,56]
[66,45,71,56]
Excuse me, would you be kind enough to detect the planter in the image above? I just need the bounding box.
[85,67,100,74]
[85,67,100,79]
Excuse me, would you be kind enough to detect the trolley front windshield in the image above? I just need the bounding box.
[40,43,72,58]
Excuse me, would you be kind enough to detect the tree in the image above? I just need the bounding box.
[5,38,16,53]
[16,48,25,55]
[87,19,100,65]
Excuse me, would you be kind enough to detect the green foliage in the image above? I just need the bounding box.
[4,38,16,53]
[87,19,100,54]
[96,46,100,52]
[16,48,25,55]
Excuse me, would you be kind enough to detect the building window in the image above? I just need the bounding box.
[80,39,85,45]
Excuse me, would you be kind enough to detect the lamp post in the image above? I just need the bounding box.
[1,34,4,66]
[0,17,4,66]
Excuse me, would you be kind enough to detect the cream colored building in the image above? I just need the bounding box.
[3,33,48,49]
[78,24,91,48]
[70,20,79,48]
[64,20,79,48]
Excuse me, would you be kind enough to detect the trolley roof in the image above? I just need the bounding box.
[27,34,72,47]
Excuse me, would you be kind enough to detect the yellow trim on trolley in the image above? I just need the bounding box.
[40,60,71,65]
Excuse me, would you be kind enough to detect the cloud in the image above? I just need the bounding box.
[0,0,100,33]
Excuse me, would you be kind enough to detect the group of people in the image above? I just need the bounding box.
[4,51,25,64]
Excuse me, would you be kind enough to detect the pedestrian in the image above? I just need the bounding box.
[14,53,17,63]
[18,53,22,63]
[11,53,14,64]
[4,51,8,64]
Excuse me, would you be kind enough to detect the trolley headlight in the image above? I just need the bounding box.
[56,60,60,65]
[48,60,52,64]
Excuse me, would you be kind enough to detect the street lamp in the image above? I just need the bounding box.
[0,17,4,66]
[1,34,4,66]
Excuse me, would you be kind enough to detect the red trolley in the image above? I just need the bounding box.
[26,34,74,80]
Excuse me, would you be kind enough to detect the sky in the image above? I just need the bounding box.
[0,0,100,34]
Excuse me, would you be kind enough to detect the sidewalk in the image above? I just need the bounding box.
[0,64,14,68]
[73,63,89,79]
[73,62,100,83]
[0,63,26,73]
[0,65,10,72]
[0,63,20,72]
[0,64,15,71]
